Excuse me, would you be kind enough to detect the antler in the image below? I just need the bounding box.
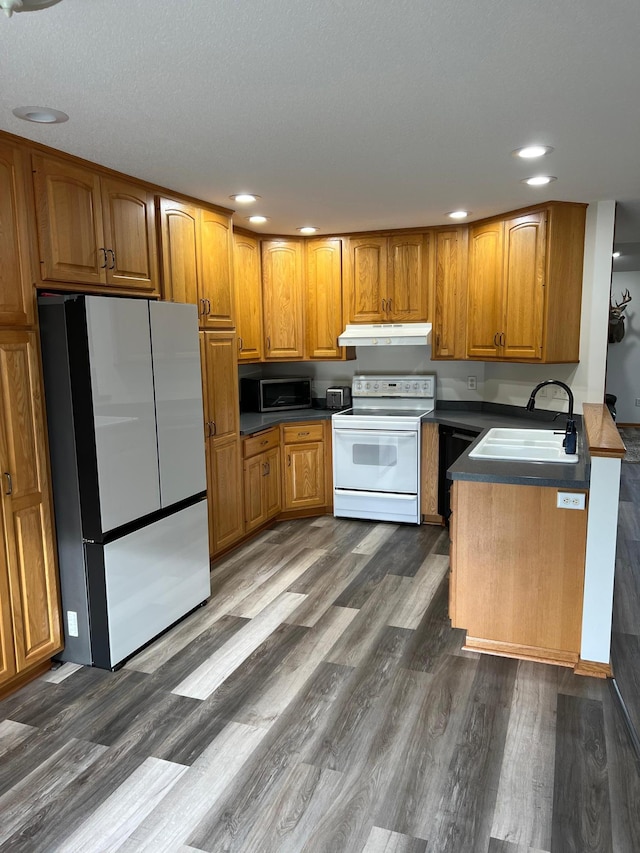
[611,288,632,310]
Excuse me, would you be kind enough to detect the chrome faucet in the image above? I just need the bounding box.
[526,380,577,455]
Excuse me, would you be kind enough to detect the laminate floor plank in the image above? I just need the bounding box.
[610,631,640,733]
[425,655,518,853]
[0,737,108,846]
[172,591,306,700]
[229,546,326,618]
[266,517,373,554]
[326,575,408,667]
[286,552,373,627]
[602,684,640,853]
[351,522,399,555]
[39,661,83,683]
[363,826,428,853]
[402,574,468,673]
[187,662,354,852]
[488,840,549,853]
[551,694,612,853]
[55,756,187,853]
[388,553,450,630]
[234,604,358,729]
[121,721,268,852]
[491,662,557,851]
[612,537,640,635]
[0,718,36,756]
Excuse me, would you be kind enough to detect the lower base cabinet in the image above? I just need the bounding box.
[450,480,588,665]
[282,422,326,511]
[243,427,281,533]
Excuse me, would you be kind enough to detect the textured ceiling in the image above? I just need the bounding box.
[1,0,639,235]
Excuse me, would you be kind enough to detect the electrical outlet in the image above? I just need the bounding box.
[537,387,547,398]
[635,398,640,407]
[556,492,586,510]
[551,387,566,400]
[67,610,79,638]
[467,376,477,390]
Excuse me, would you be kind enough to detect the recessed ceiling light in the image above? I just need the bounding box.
[297,226,318,235]
[230,193,260,204]
[447,210,469,220]
[612,252,621,259]
[247,215,268,224]
[522,175,557,186]
[513,145,554,159]
[12,105,68,124]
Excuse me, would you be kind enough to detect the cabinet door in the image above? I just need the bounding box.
[345,237,387,323]
[200,209,235,330]
[501,213,546,360]
[387,233,429,321]
[0,537,17,687]
[0,331,61,673]
[306,238,343,359]
[467,220,503,359]
[284,441,325,509]
[32,155,105,285]
[101,177,158,292]
[209,436,244,554]
[243,453,267,533]
[0,142,33,327]
[262,240,304,359]
[233,233,264,362]
[159,198,200,307]
[200,331,239,441]
[432,229,466,359]
[264,445,282,519]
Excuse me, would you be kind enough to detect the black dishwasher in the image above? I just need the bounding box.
[438,424,480,523]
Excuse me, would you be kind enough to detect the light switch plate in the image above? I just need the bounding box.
[556,492,586,510]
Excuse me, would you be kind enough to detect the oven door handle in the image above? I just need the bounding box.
[333,489,416,500]
[332,428,417,438]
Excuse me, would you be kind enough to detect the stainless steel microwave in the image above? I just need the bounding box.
[240,377,313,412]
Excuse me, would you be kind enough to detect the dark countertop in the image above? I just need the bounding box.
[239,402,590,488]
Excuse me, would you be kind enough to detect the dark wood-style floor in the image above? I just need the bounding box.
[613,461,640,739]
[1,515,639,852]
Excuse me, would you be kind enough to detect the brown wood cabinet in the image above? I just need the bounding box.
[305,238,344,359]
[200,330,244,555]
[159,199,234,329]
[243,427,281,533]
[0,141,34,328]
[32,155,158,293]
[262,239,305,359]
[432,228,467,359]
[420,422,441,523]
[0,330,61,689]
[344,233,429,324]
[450,480,587,666]
[233,232,264,362]
[466,204,586,362]
[282,422,326,510]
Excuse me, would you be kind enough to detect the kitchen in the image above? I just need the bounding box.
[0,2,639,851]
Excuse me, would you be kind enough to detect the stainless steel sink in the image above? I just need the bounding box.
[468,428,579,463]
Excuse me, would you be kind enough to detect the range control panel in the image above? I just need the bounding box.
[352,374,435,398]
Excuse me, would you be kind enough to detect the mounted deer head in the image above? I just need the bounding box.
[609,288,632,343]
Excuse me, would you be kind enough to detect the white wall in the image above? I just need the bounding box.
[605,270,640,423]
[483,200,616,414]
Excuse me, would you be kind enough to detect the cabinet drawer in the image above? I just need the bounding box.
[243,427,279,458]
[282,422,324,444]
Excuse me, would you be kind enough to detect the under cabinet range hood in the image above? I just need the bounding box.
[338,322,432,347]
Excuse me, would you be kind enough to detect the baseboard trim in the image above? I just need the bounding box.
[462,636,578,668]
[574,658,612,678]
[0,659,52,701]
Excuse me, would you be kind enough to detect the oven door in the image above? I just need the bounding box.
[333,428,418,494]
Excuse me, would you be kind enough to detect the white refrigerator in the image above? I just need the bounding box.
[39,295,210,669]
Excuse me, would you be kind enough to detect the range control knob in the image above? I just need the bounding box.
[373,383,380,390]
[413,382,418,389]
[355,382,362,391]
[404,382,411,390]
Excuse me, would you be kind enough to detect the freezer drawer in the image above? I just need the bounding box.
[102,500,210,668]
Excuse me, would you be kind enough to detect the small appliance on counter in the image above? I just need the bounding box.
[240,377,312,412]
[325,386,352,410]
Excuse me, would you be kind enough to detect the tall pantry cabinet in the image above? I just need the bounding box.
[0,140,62,693]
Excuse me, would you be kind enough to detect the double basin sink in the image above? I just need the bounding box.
[468,428,579,464]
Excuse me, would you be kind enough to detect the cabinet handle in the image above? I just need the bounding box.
[199,299,206,316]
[238,337,243,351]
[381,298,387,313]
[99,247,108,269]
[287,454,291,467]
[3,472,12,496]
[262,462,268,476]
[493,332,499,347]
[298,431,309,437]
[107,248,116,270]
[500,332,505,347]
[260,439,269,446]
[387,298,392,313]
[208,420,216,436]
[266,336,271,351]
[265,461,270,475]
[205,299,211,315]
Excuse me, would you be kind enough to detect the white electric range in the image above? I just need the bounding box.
[332,374,436,524]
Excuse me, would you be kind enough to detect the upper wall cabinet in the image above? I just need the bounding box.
[432,228,467,360]
[305,237,343,359]
[466,204,586,363]
[233,232,264,362]
[159,199,234,330]
[262,239,305,359]
[32,155,158,293]
[343,232,430,324]
[0,141,33,328]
